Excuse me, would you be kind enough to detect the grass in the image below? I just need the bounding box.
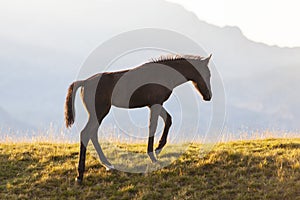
[0,138,300,199]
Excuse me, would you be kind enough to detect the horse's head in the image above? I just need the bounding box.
[192,54,212,101]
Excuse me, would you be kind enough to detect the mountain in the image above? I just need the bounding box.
[0,0,299,135]
[0,106,33,131]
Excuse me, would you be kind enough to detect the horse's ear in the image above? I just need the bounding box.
[203,54,212,65]
[208,54,212,60]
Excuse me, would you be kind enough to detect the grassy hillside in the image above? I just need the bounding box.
[1,138,300,200]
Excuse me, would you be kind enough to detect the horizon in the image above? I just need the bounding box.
[0,0,300,141]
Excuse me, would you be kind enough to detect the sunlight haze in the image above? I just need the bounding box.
[1,0,299,47]
[1,0,300,134]
[168,0,300,47]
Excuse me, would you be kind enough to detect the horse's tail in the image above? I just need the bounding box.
[64,80,84,128]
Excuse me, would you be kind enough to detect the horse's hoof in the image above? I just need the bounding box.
[105,164,115,171]
[155,148,162,156]
[147,152,157,163]
[75,177,83,184]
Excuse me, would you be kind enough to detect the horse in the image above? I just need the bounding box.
[64,54,212,183]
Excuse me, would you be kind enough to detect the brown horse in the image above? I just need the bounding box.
[65,54,212,183]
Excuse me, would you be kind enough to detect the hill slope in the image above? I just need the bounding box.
[1,138,300,199]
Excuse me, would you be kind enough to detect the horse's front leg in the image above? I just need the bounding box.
[147,104,161,162]
[155,107,172,156]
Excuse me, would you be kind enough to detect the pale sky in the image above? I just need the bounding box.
[0,0,299,48]
[168,0,300,47]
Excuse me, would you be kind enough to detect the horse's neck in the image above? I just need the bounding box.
[162,60,196,82]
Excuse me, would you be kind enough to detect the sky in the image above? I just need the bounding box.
[0,0,299,48]
[0,0,300,134]
[168,0,300,47]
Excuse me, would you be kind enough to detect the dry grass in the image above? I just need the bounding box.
[0,138,300,199]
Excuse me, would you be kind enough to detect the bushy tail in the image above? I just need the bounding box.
[64,81,84,128]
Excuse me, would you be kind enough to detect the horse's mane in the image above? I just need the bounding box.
[149,54,203,64]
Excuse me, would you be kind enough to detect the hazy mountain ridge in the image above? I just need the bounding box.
[0,0,299,133]
[0,106,33,130]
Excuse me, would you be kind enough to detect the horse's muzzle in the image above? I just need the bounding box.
[203,93,212,101]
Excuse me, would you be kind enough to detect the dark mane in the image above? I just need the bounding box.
[149,54,203,64]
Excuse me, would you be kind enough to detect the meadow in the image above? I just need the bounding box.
[0,138,300,199]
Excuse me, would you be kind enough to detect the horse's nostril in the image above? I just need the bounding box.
[204,95,212,101]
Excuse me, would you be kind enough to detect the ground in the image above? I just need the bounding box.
[0,138,300,199]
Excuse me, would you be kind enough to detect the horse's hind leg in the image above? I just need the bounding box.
[77,117,99,183]
[147,104,162,162]
[155,107,172,156]
[77,141,87,183]
[91,130,114,171]
[90,101,115,170]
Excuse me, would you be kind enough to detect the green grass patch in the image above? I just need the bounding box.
[0,138,300,199]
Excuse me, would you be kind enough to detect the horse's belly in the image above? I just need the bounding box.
[111,84,172,108]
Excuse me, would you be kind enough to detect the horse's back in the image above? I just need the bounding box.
[82,64,175,109]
